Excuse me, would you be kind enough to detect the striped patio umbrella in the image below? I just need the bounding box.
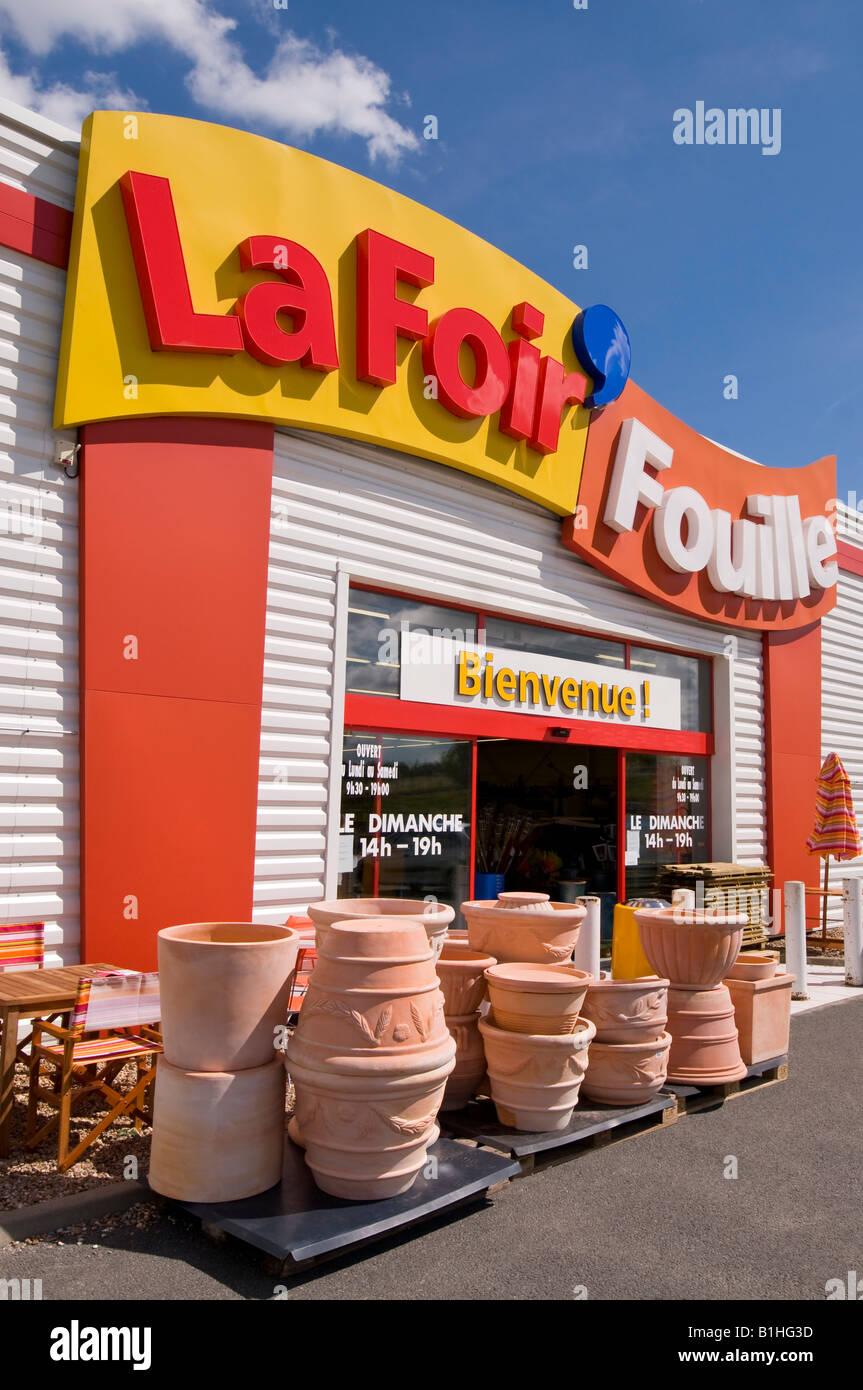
[807,752,862,933]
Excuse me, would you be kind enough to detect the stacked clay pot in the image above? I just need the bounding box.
[308,897,454,960]
[462,891,585,965]
[479,961,595,1131]
[724,952,794,1066]
[149,922,300,1202]
[436,942,496,1111]
[634,906,748,1084]
[286,917,456,1200]
[581,974,672,1105]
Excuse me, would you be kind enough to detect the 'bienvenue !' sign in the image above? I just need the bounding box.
[400,640,682,730]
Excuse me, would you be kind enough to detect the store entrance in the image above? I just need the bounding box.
[475,741,618,909]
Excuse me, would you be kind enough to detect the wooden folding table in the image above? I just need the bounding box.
[0,963,115,1157]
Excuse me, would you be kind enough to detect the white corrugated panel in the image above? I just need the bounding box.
[0,105,80,965]
[255,428,766,919]
[820,550,863,926]
[0,97,79,209]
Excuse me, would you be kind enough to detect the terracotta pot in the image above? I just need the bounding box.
[479,1015,595,1132]
[665,984,747,1083]
[582,1032,672,1106]
[307,897,454,959]
[295,919,447,1055]
[725,971,794,1065]
[634,906,747,990]
[286,917,455,1199]
[485,962,593,1035]
[440,1011,486,1111]
[728,951,780,982]
[462,890,585,965]
[158,922,300,1072]
[436,942,497,1015]
[148,1055,285,1202]
[581,973,669,1043]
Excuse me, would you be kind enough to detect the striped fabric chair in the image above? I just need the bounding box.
[0,921,44,972]
[0,921,45,1061]
[26,969,162,1171]
[285,915,316,1013]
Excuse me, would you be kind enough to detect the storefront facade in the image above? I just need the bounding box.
[1,97,861,969]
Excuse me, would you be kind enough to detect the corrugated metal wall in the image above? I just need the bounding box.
[818,503,863,925]
[0,103,80,965]
[255,428,767,920]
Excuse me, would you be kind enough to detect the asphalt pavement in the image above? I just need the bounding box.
[2,997,861,1301]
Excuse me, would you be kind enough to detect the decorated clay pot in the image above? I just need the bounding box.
[582,1032,672,1106]
[727,951,780,982]
[436,942,497,1015]
[665,984,747,1083]
[634,907,747,990]
[440,1012,487,1111]
[462,891,585,965]
[581,973,669,1043]
[479,1015,595,1131]
[158,922,300,1072]
[307,897,454,959]
[485,962,593,1035]
[724,971,794,1065]
[148,1055,286,1202]
[286,918,455,1199]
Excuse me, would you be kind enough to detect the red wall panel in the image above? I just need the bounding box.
[763,623,822,923]
[80,418,274,968]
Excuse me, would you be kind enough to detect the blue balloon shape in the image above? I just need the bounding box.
[571,304,631,408]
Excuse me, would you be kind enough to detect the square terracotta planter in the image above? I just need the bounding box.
[724,971,794,1066]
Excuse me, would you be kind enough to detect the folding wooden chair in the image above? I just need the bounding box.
[26,969,162,1171]
[285,915,316,1014]
[0,921,45,1060]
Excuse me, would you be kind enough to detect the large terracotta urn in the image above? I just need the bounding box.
[286,918,456,1199]
[462,891,585,965]
[581,974,669,1043]
[440,1012,487,1111]
[148,1055,286,1202]
[436,943,495,1111]
[307,897,454,960]
[436,941,496,1014]
[582,1032,672,1106]
[479,1015,595,1131]
[485,962,593,1035]
[158,922,301,1072]
[665,985,747,1083]
[634,907,747,990]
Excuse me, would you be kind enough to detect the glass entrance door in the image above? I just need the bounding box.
[338,730,473,918]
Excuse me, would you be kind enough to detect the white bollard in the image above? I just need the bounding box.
[784,881,809,999]
[573,895,601,981]
[843,878,863,987]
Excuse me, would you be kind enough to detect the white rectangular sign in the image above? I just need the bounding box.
[399,638,681,730]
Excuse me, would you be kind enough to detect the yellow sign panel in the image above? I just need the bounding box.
[55,112,590,514]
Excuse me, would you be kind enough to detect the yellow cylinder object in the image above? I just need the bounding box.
[611,904,655,979]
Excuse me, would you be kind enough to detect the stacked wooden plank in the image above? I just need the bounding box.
[656,863,773,948]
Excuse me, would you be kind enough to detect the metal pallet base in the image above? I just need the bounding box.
[442,1092,678,1175]
[174,1134,520,1273]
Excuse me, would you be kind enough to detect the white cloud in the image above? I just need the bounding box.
[0,49,139,128]
[0,0,418,162]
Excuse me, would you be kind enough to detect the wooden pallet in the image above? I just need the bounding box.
[663,1055,788,1114]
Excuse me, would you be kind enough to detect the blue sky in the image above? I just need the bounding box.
[1,0,860,495]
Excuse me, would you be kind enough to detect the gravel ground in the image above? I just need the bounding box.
[0,1059,155,1208]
